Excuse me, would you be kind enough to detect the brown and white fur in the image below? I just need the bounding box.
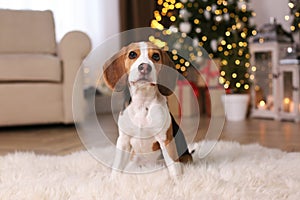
[103,42,192,179]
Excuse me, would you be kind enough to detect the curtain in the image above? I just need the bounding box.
[0,0,120,48]
[119,0,155,32]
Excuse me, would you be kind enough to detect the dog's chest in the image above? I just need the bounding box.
[118,101,170,137]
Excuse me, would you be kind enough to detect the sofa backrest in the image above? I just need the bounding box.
[0,9,56,54]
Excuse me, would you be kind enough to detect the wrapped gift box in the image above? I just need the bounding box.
[168,80,200,118]
[198,59,221,88]
[205,88,225,117]
[196,59,225,117]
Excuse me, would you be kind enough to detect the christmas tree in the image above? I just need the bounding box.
[151,0,256,94]
[289,0,300,33]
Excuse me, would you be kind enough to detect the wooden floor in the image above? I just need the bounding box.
[0,115,299,156]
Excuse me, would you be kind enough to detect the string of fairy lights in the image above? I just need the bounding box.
[287,0,300,33]
[151,0,256,93]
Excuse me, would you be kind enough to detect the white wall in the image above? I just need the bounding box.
[94,0,120,48]
[249,0,292,36]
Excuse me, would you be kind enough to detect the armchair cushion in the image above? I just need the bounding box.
[0,9,56,54]
[0,9,92,126]
[0,54,61,82]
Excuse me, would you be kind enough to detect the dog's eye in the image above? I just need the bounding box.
[152,53,160,61]
[129,51,137,59]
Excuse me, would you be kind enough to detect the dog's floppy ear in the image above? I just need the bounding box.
[103,48,127,92]
[157,51,178,96]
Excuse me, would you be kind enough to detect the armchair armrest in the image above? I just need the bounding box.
[58,31,91,123]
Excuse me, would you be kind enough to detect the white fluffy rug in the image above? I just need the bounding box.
[1,141,300,200]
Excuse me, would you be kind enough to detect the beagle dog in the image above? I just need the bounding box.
[103,41,192,178]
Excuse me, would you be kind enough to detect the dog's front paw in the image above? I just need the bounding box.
[169,162,182,181]
[110,170,119,180]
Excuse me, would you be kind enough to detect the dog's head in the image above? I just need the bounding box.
[103,42,177,96]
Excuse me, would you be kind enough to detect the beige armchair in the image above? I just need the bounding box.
[0,9,91,126]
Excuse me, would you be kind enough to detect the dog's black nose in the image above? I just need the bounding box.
[138,63,152,74]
